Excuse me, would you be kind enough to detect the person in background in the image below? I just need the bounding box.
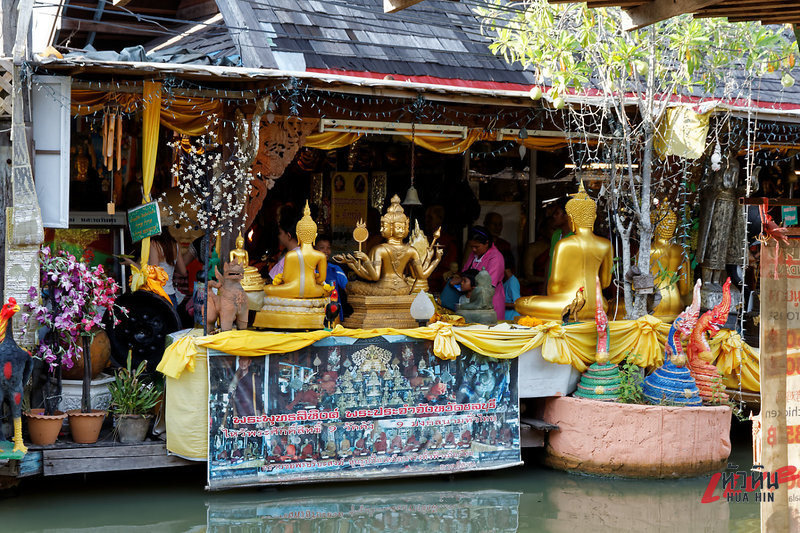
[268,210,300,281]
[460,226,505,320]
[502,251,521,321]
[122,230,187,310]
[315,234,349,320]
[457,268,479,307]
[484,212,512,255]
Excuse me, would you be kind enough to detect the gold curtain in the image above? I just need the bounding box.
[159,97,223,136]
[401,130,484,154]
[304,131,362,150]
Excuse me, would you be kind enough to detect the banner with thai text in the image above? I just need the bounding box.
[760,235,800,531]
[207,336,520,489]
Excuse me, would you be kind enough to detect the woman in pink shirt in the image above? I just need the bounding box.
[462,226,505,320]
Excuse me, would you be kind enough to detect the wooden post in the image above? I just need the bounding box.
[81,336,92,413]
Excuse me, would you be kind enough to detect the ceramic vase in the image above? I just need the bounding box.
[115,414,152,444]
[25,409,67,445]
[67,409,106,444]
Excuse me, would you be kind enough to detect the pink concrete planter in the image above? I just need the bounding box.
[542,396,732,478]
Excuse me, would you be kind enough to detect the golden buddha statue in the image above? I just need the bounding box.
[334,195,443,297]
[231,230,266,297]
[73,144,90,182]
[515,182,612,322]
[264,202,329,299]
[253,201,331,330]
[230,232,249,266]
[649,207,692,321]
[334,195,443,328]
[610,207,692,322]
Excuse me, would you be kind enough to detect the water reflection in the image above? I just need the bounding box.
[1,448,757,533]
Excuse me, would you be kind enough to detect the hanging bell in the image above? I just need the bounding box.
[402,185,423,206]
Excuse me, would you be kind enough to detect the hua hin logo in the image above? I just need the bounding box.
[701,463,799,503]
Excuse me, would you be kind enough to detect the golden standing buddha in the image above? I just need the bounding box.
[335,195,443,296]
[515,182,613,321]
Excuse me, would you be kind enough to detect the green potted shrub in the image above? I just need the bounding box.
[108,352,161,443]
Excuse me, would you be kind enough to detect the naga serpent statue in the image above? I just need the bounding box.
[573,276,621,401]
[687,277,731,403]
[643,280,703,405]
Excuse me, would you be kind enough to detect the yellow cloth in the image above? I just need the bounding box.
[165,346,207,460]
[71,89,223,136]
[402,130,484,155]
[304,131,362,149]
[654,107,712,160]
[129,264,170,303]
[159,318,756,390]
[708,329,760,392]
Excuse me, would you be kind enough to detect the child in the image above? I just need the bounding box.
[315,235,349,320]
[458,269,479,307]
[503,251,521,321]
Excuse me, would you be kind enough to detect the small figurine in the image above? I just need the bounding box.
[0,299,32,455]
[207,261,249,332]
[561,287,586,325]
[230,231,249,266]
[324,284,340,330]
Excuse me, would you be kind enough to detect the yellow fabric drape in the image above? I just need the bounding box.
[304,131,362,150]
[514,136,570,152]
[401,130,484,155]
[654,107,712,160]
[708,329,760,392]
[138,81,162,267]
[159,97,223,137]
[71,89,222,136]
[159,318,756,390]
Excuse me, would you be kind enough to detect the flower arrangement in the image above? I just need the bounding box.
[22,247,125,370]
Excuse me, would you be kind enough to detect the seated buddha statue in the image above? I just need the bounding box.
[611,207,692,322]
[515,182,612,322]
[264,202,329,298]
[232,231,265,294]
[253,202,331,329]
[334,195,444,296]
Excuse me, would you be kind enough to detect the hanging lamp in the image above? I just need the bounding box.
[403,123,423,206]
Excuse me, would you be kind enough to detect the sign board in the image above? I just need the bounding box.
[782,206,798,226]
[69,211,128,226]
[760,236,800,530]
[127,202,162,242]
[331,172,368,243]
[207,336,520,490]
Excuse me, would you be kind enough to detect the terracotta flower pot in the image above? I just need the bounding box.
[115,414,152,444]
[67,409,106,444]
[61,330,112,380]
[25,409,67,446]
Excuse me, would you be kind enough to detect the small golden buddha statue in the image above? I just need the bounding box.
[232,231,266,294]
[649,207,692,322]
[264,202,329,298]
[334,195,443,296]
[515,182,613,322]
[230,232,249,266]
[73,144,90,182]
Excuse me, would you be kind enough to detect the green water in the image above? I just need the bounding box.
[0,441,758,533]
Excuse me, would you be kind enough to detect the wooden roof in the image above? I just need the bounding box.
[554,0,800,30]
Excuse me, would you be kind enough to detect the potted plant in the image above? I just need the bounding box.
[108,352,161,443]
[22,247,125,444]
